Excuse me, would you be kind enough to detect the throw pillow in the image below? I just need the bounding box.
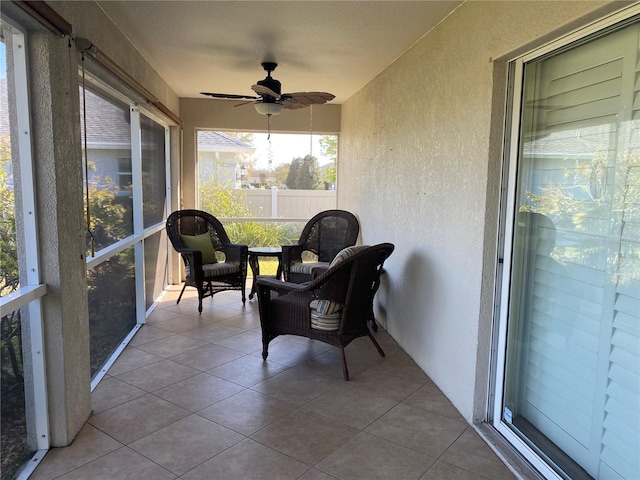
[179,232,218,264]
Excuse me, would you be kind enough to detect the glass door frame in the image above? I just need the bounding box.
[490,5,640,479]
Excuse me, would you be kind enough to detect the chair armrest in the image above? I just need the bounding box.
[311,265,330,280]
[174,248,204,280]
[222,243,248,263]
[256,276,308,294]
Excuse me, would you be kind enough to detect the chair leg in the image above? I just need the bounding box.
[262,340,269,360]
[339,345,350,381]
[176,282,188,305]
[367,332,385,358]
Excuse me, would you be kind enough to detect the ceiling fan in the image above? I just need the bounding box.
[200,62,335,116]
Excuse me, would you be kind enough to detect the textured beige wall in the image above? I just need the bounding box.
[339,0,618,422]
[50,1,180,114]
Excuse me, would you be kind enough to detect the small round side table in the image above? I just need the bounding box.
[248,246,282,300]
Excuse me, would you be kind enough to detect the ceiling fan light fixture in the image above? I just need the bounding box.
[254,102,283,116]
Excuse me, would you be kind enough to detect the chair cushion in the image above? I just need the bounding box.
[290,261,329,275]
[329,245,370,268]
[202,262,240,276]
[179,233,218,264]
[309,299,342,331]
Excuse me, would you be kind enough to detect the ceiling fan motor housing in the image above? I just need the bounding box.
[258,62,281,100]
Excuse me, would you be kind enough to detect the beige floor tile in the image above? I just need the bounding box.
[181,322,246,343]
[169,343,245,371]
[30,425,122,480]
[251,410,359,465]
[115,358,199,392]
[439,429,516,480]
[144,308,190,325]
[88,394,190,444]
[128,324,175,347]
[199,389,297,435]
[402,380,466,423]
[349,352,429,401]
[134,334,208,358]
[91,377,146,414]
[420,460,493,480]
[303,383,397,429]
[212,329,263,353]
[129,414,243,476]
[316,431,436,480]
[154,372,244,411]
[252,363,341,406]
[297,468,341,480]
[208,355,290,387]
[220,312,262,330]
[147,314,216,334]
[56,446,176,480]
[182,438,309,480]
[106,347,163,376]
[365,403,467,458]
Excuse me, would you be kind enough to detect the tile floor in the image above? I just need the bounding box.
[31,284,516,480]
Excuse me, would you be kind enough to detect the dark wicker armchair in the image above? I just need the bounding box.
[281,209,360,283]
[166,210,248,313]
[257,243,394,380]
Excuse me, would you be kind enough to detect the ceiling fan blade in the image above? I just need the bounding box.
[251,84,281,99]
[200,92,258,100]
[281,92,335,108]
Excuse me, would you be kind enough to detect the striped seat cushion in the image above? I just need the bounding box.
[329,245,370,268]
[185,262,239,277]
[202,262,240,276]
[290,261,329,275]
[310,299,343,331]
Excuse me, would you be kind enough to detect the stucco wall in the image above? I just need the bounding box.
[50,1,180,114]
[339,1,616,422]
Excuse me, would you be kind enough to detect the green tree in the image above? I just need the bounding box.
[274,163,290,187]
[285,155,323,190]
[319,135,337,161]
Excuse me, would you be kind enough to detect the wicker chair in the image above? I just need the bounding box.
[166,209,248,313]
[281,209,360,283]
[257,243,394,380]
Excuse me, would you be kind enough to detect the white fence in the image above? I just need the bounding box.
[240,188,337,219]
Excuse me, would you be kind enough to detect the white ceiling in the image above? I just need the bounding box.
[96,1,463,104]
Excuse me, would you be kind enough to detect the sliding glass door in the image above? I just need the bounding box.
[496,14,639,480]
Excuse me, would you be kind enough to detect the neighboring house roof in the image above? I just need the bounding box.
[197,130,255,153]
[81,88,131,147]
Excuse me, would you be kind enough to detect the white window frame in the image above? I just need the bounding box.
[0,21,50,479]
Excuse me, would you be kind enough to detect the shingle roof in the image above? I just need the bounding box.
[197,130,253,150]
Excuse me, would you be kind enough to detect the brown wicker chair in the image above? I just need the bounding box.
[166,209,248,313]
[257,243,394,380]
[281,209,360,283]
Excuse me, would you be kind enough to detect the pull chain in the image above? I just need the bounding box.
[309,105,313,157]
[81,55,95,257]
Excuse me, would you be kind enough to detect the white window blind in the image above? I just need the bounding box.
[503,19,640,479]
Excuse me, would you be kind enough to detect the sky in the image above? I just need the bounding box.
[249,133,335,170]
[0,43,6,78]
